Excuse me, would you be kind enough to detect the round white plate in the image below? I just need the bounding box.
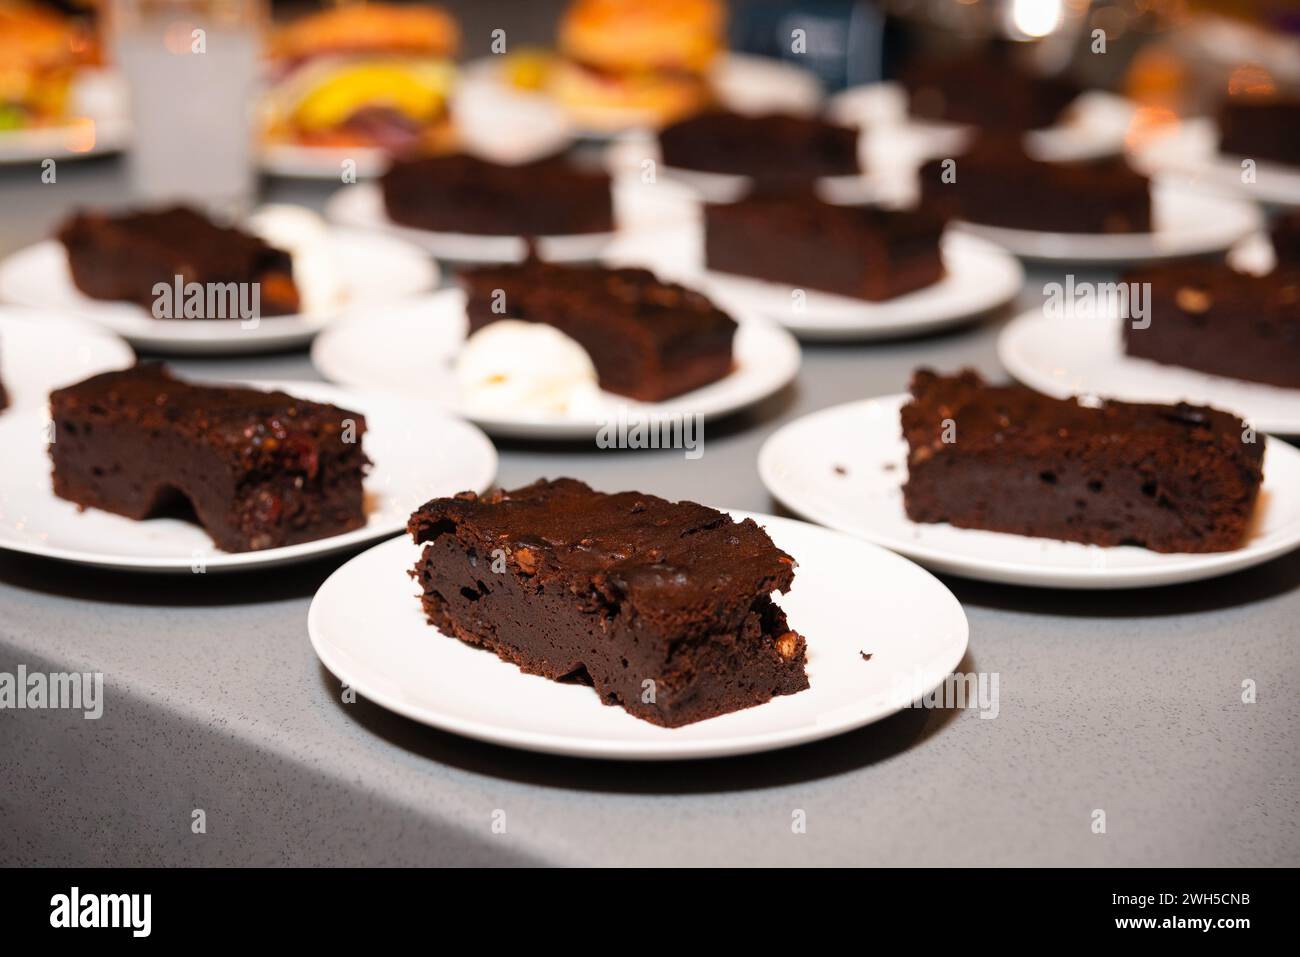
[259,142,390,181]
[1133,117,1300,208]
[0,227,437,354]
[310,289,801,440]
[953,179,1263,263]
[0,71,130,165]
[308,509,968,759]
[0,310,134,411]
[458,52,823,139]
[606,226,1022,341]
[324,180,620,264]
[759,394,1300,589]
[998,305,1300,436]
[0,380,497,573]
[702,233,1022,340]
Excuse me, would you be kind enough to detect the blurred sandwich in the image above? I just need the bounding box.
[550,0,724,129]
[0,1,92,131]
[263,2,459,153]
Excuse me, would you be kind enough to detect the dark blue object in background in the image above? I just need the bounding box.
[729,0,884,91]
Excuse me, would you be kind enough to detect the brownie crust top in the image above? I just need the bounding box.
[51,363,365,473]
[903,368,1262,464]
[408,478,796,625]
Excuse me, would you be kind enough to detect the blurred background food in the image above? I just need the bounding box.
[0,0,99,131]
[261,2,459,152]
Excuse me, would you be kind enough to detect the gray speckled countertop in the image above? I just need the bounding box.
[1,154,1297,868]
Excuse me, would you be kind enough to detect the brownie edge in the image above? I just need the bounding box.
[406,479,809,727]
[901,369,1264,553]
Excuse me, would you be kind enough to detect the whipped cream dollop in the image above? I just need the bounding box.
[245,204,347,317]
[455,320,602,417]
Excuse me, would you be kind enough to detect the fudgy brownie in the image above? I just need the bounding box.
[1218,94,1300,167]
[903,53,1080,130]
[380,152,614,236]
[407,478,809,727]
[460,259,735,402]
[50,364,369,552]
[1121,262,1300,390]
[901,369,1264,553]
[919,136,1150,233]
[704,190,946,300]
[658,110,860,182]
[58,206,301,317]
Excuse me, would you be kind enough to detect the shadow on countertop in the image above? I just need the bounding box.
[316,651,973,796]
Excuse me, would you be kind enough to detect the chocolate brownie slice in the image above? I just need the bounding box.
[658,110,860,182]
[903,53,1080,131]
[381,152,614,236]
[704,190,946,300]
[1218,94,1300,167]
[920,136,1151,233]
[1122,262,1300,390]
[407,479,809,727]
[460,260,735,401]
[50,364,369,552]
[901,369,1263,553]
[58,206,301,317]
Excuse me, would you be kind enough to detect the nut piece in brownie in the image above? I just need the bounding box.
[460,259,735,401]
[901,369,1263,553]
[704,190,946,301]
[658,110,860,182]
[1217,94,1300,168]
[50,364,369,552]
[407,478,809,727]
[1122,262,1300,390]
[920,136,1151,234]
[380,152,613,236]
[58,206,301,317]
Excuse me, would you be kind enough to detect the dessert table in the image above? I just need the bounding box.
[1,155,1297,867]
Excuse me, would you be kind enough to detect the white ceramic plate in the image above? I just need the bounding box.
[704,233,1021,340]
[0,310,134,411]
[259,142,390,181]
[325,180,622,264]
[1133,117,1300,208]
[0,227,437,354]
[953,179,1263,263]
[759,394,1300,589]
[458,52,823,139]
[998,305,1300,436]
[310,289,801,440]
[0,380,497,572]
[308,510,968,759]
[0,71,130,165]
[605,225,1022,341]
[325,174,699,265]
